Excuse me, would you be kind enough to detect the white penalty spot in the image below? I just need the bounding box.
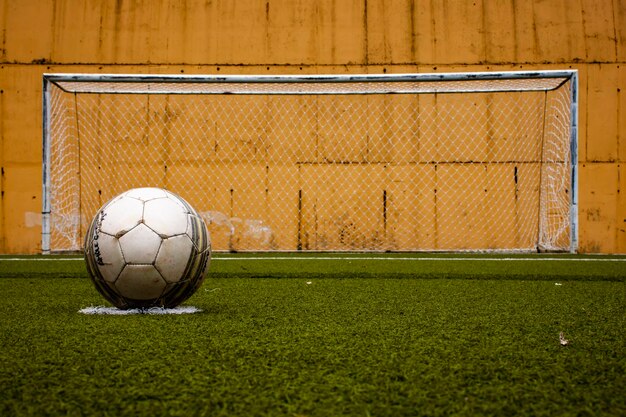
[79,306,202,315]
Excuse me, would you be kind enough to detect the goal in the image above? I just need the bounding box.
[42,70,578,253]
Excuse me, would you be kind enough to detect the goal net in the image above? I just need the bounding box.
[42,71,578,253]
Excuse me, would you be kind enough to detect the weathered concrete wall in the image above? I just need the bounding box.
[0,0,624,253]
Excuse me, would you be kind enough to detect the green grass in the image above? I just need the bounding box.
[0,254,625,416]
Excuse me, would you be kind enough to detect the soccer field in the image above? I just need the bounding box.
[1,254,625,416]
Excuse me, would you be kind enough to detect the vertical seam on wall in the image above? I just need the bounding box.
[580,0,589,61]
[611,0,619,61]
[481,0,488,63]
[0,0,8,61]
[409,0,416,64]
[530,0,540,61]
[430,0,436,65]
[363,0,368,65]
[511,0,519,63]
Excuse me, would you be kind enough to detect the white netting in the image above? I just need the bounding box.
[44,72,576,252]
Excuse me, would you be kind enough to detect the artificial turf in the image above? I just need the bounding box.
[0,254,624,416]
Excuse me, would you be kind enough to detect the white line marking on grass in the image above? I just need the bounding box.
[212,256,626,262]
[2,256,625,262]
[0,258,84,261]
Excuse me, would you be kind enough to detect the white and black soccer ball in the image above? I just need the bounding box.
[84,187,211,310]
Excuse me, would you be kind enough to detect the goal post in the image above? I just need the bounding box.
[42,70,578,253]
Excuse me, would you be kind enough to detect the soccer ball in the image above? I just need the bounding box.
[84,187,211,309]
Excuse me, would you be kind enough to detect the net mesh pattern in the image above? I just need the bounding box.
[45,74,574,252]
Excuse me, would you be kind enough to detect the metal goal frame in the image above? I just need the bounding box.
[42,70,578,253]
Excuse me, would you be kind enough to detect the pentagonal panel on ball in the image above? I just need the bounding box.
[144,198,189,237]
[99,197,144,237]
[115,265,166,300]
[91,232,125,283]
[118,223,162,264]
[155,235,194,283]
[125,187,169,201]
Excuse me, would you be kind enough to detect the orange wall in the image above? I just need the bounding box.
[0,0,624,253]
